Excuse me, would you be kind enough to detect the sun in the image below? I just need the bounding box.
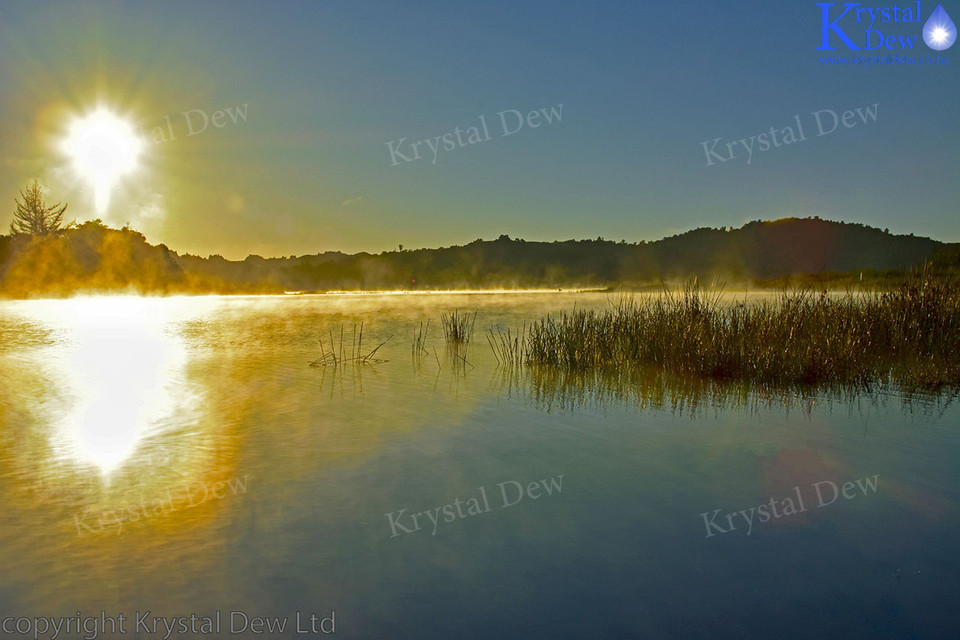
[62,107,144,213]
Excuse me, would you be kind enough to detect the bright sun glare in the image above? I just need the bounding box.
[62,108,143,213]
[43,297,200,475]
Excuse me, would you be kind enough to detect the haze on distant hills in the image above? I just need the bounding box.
[0,217,955,297]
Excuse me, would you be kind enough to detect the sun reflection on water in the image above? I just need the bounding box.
[30,296,202,475]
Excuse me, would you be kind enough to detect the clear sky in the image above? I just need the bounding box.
[1,0,957,258]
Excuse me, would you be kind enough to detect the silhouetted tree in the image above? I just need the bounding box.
[11,181,68,236]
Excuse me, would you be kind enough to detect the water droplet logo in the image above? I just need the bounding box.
[923,3,957,50]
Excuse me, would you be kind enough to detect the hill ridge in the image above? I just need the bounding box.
[0,217,952,296]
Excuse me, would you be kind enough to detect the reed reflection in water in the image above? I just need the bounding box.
[493,362,960,418]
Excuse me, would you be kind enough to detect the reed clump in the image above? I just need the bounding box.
[487,322,525,369]
[492,273,960,391]
[309,322,392,367]
[441,310,477,345]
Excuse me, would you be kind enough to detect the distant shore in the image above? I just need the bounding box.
[0,217,956,299]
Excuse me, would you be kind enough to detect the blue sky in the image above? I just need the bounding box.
[0,0,957,257]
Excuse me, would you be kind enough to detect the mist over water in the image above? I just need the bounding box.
[0,292,957,638]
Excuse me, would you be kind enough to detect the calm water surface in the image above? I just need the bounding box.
[0,292,957,639]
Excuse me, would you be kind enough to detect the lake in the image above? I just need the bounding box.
[0,292,957,639]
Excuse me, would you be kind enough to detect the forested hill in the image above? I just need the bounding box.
[0,217,951,297]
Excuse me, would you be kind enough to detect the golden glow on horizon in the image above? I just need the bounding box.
[62,107,144,214]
